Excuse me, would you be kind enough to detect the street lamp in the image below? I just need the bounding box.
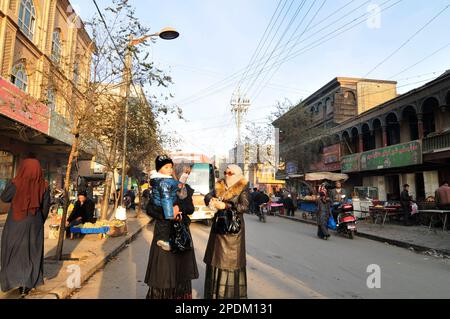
[120,27,179,207]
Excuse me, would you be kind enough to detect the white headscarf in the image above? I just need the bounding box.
[225,164,244,188]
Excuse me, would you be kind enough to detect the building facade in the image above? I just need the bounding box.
[274,72,450,202]
[228,144,285,193]
[273,77,397,180]
[0,0,93,213]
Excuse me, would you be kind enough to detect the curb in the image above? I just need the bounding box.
[277,214,450,258]
[26,217,149,299]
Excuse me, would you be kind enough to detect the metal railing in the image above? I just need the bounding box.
[423,131,450,153]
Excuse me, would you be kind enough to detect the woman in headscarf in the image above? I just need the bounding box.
[0,158,51,297]
[203,164,249,299]
[144,161,199,299]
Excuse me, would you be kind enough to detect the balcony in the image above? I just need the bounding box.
[423,131,450,153]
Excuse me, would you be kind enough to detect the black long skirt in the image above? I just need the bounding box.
[204,265,247,299]
[144,219,199,299]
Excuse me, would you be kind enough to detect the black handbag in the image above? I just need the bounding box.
[170,220,193,253]
[214,208,241,235]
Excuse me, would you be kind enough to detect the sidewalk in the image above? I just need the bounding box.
[278,211,450,258]
[0,208,150,299]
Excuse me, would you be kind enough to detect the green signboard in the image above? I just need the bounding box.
[341,154,360,173]
[360,141,422,171]
[341,141,422,173]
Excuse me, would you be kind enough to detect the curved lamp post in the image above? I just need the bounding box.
[120,27,179,207]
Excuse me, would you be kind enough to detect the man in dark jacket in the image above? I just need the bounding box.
[283,194,296,216]
[66,191,96,238]
[251,188,262,215]
[400,184,412,226]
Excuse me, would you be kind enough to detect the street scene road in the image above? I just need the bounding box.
[2,0,450,303]
[70,215,450,299]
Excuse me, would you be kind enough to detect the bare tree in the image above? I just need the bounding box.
[38,0,180,260]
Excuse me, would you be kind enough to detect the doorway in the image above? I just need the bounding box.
[385,175,400,201]
[415,172,426,201]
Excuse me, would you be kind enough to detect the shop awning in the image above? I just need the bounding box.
[305,172,349,182]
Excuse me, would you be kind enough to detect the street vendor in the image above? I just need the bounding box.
[65,190,96,238]
[330,181,347,203]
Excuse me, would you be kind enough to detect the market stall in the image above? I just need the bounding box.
[369,201,403,226]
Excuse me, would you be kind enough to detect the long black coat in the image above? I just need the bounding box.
[203,178,249,270]
[144,184,199,289]
[0,182,50,292]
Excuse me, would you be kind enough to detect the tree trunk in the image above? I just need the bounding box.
[100,172,112,220]
[55,133,79,260]
[136,184,142,218]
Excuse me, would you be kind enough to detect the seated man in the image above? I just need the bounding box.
[66,190,96,238]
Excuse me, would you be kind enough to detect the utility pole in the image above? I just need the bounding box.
[120,36,133,207]
[231,90,250,176]
[231,90,251,147]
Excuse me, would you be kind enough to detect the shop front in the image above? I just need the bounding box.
[341,140,423,201]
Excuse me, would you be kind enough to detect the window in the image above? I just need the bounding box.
[51,30,62,64]
[18,0,36,40]
[10,63,28,91]
[344,91,356,105]
[47,88,56,110]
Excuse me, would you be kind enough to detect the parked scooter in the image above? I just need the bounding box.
[332,195,357,239]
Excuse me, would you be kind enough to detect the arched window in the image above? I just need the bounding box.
[10,63,28,91]
[18,0,36,40]
[51,30,62,63]
[344,91,356,105]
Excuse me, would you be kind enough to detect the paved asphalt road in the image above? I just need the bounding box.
[70,214,450,299]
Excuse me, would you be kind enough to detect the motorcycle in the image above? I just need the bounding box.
[332,195,357,239]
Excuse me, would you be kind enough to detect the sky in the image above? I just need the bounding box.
[71,0,450,158]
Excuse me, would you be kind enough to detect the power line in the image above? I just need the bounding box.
[249,0,316,100]
[251,0,327,101]
[388,42,450,79]
[176,0,398,107]
[235,0,285,92]
[242,0,307,96]
[364,4,450,77]
[175,0,365,106]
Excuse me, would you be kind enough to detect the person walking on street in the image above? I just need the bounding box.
[316,192,331,240]
[435,181,450,210]
[203,164,249,299]
[0,158,51,297]
[400,184,412,226]
[250,188,259,215]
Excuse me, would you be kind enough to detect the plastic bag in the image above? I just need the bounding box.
[170,220,193,253]
[115,206,127,221]
[327,215,337,230]
[411,203,419,215]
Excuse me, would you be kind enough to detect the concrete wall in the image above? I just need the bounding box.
[357,82,397,114]
[424,171,439,198]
